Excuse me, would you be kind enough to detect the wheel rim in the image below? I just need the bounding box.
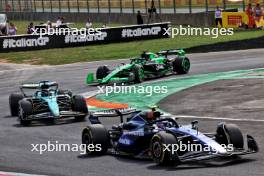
[152,141,162,158]
[83,133,91,144]
[182,58,190,72]
[18,107,23,120]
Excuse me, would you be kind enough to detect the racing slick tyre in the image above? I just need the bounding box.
[82,124,110,155]
[9,93,24,116]
[132,65,144,83]
[173,57,190,74]
[150,131,180,166]
[216,123,244,149]
[18,99,32,126]
[72,95,88,121]
[96,66,110,79]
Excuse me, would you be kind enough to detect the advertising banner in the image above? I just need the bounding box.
[221,12,248,28]
[0,22,170,53]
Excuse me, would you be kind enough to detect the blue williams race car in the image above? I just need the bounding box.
[82,108,258,165]
[9,81,88,126]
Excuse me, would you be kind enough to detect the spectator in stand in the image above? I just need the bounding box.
[214,6,222,27]
[137,11,144,25]
[85,18,92,29]
[46,21,53,33]
[8,22,17,35]
[246,3,255,28]
[61,17,65,24]
[5,4,11,12]
[254,3,263,22]
[254,3,264,28]
[27,22,35,34]
[56,17,62,27]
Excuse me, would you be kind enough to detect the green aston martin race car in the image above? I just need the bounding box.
[86,49,190,84]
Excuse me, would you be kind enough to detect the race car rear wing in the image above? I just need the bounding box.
[20,83,40,89]
[157,49,185,57]
[20,81,58,89]
[19,81,58,97]
[89,108,139,124]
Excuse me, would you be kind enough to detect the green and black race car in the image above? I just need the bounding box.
[86,49,190,84]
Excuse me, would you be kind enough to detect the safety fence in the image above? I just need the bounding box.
[0,0,260,14]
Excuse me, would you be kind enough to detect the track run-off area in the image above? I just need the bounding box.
[1,49,264,176]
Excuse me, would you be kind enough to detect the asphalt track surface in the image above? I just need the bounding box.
[1,49,264,176]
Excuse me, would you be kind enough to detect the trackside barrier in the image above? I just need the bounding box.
[0,22,170,53]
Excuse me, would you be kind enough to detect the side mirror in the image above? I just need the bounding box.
[191,120,198,129]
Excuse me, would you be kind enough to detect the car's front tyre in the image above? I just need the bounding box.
[18,99,32,126]
[96,66,110,80]
[150,131,180,166]
[215,123,244,150]
[9,93,24,116]
[72,95,88,121]
[82,124,110,155]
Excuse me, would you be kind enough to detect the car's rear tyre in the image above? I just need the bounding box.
[9,93,24,116]
[72,95,88,121]
[96,66,110,79]
[82,124,110,155]
[132,65,144,83]
[216,123,244,149]
[150,131,180,166]
[18,99,32,126]
[173,57,190,74]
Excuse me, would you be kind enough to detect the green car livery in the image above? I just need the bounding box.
[86,49,190,84]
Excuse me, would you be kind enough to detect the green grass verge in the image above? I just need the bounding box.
[1,21,264,65]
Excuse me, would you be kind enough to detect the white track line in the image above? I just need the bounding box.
[175,115,264,122]
[81,90,98,98]
[0,66,51,74]
[0,171,46,176]
[0,57,129,74]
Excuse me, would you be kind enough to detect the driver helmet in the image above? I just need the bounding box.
[141,51,149,60]
[40,83,50,96]
[146,110,161,120]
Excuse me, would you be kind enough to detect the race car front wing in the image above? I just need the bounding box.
[178,135,258,163]
[20,111,87,121]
